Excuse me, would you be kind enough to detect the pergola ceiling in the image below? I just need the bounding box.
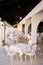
[0,0,41,25]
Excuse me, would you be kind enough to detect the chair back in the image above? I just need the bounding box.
[31,44,37,53]
[4,45,9,52]
[28,39,33,47]
[7,38,15,45]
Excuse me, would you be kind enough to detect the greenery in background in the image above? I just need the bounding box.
[13,24,17,28]
[1,18,5,21]
[37,22,43,33]
[13,22,18,28]
[38,27,43,33]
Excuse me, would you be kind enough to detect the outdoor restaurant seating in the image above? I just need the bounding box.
[4,45,18,65]
[4,33,37,65]
[23,44,37,65]
[10,43,27,62]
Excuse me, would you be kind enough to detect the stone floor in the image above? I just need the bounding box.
[0,43,43,65]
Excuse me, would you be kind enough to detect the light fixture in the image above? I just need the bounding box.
[18,5,21,8]
[19,17,22,20]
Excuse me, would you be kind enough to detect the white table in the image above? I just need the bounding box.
[10,43,27,62]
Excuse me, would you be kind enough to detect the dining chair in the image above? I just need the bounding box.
[23,44,37,65]
[4,45,18,65]
[7,38,15,46]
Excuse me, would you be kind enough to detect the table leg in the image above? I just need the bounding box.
[19,54,22,62]
[10,55,14,65]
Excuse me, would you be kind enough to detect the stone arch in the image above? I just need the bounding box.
[34,11,43,31]
[37,22,43,33]
[37,22,43,44]
[31,11,43,43]
[22,24,25,33]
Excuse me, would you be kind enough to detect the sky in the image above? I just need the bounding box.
[0,0,41,25]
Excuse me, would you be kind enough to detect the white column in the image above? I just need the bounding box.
[25,19,31,35]
[31,16,37,43]
[0,22,3,46]
[25,24,28,35]
[0,27,3,46]
[18,22,22,32]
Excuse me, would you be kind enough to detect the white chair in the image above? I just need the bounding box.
[4,45,18,65]
[7,38,15,46]
[23,44,37,65]
[28,39,33,47]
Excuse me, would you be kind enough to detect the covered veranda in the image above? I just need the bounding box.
[18,0,43,44]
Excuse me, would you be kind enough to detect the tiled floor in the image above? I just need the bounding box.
[0,43,43,65]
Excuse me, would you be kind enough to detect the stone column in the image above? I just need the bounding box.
[18,22,22,32]
[31,15,37,43]
[25,19,31,36]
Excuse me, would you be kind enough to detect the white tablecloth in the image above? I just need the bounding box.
[10,43,27,55]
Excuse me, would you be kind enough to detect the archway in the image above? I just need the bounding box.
[22,24,25,33]
[31,11,43,43]
[37,22,43,33]
[28,24,31,34]
[37,22,43,44]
